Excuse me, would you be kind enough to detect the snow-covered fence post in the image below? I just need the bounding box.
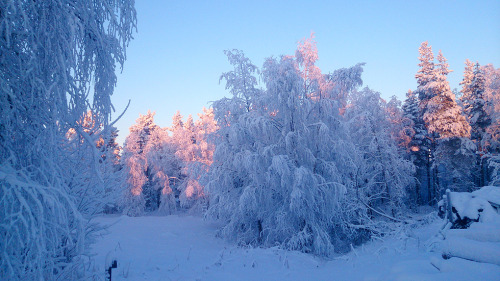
[106,260,118,281]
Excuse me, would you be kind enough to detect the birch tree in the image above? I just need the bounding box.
[0,0,136,279]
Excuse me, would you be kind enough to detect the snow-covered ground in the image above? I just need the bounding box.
[91,214,500,281]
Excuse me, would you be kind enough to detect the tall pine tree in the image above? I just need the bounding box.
[402,90,427,204]
[423,50,474,194]
[423,51,470,139]
[459,59,475,115]
[414,42,436,204]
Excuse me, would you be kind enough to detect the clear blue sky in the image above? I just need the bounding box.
[111,0,500,145]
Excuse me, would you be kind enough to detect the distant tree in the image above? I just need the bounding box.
[386,95,411,149]
[145,127,179,214]
[185,109,217,208]
[459,59,475,116]
[402,90,429,204]
[467,63,491,145]
[482,65,500,121]
[122,111,178,215]
[482,65,500,157]
[295,33,330,99]
[194,107,218,168]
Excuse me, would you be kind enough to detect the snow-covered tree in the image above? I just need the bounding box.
[121,108,218,214]
[386,95,411,149]
[424,51,470,139]
[415,41,436,108]
[205,40,409,256]
[413,42,440,204]
[402,90,430,204]
[434,137,476,192]
[145,127,180,214]
[345,88,415,214]
[122,111,178,215]
[421,51,474,196]
[64,111,125,215]
[295,33,331,100]
[0,0,136,279]
[459,63,492,187]
[178,108,218,210]
[459,59,475,114]
[481,65,500,157]
[412,44,472,203]
[215,49,261,126]
[467,63,491,146]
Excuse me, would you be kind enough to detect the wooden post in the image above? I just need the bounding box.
[445,189,453,224]
[106,260,117,281]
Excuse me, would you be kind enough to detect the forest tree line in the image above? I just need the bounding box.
[115,36,500,255]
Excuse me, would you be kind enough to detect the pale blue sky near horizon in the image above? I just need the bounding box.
[111,0,500,145]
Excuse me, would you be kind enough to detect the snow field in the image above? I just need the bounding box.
[91,215,500,280]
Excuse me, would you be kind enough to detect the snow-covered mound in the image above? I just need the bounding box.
[440,186,500,228]
[472,186,500,206]
[433,186,500,273]
[90,214,500,280]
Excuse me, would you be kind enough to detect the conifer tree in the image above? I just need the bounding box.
[460,59,475,115]
[424,51,470,139]
[415,41,436,109]
[464,63,492,187]
[424,51,473,194]
[468,63,491,145]
[413,42,437,204]
[402,90,427,204]
[122,111,176,214]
